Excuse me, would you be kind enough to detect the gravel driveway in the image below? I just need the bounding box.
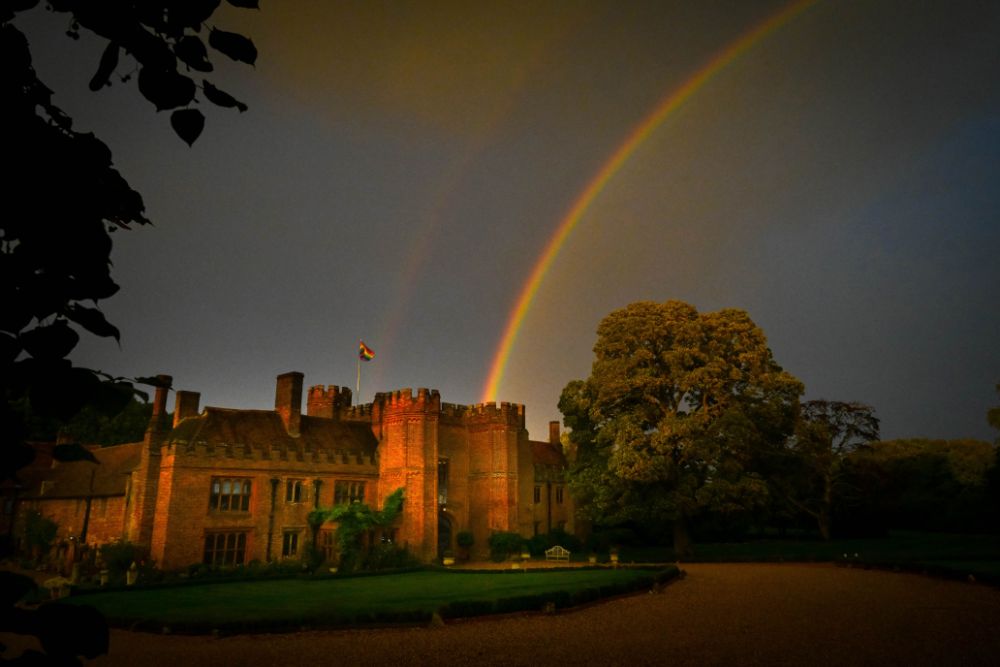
[20,563,1000,666]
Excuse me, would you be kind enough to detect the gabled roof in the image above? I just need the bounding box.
[530,440,566,467]
[18,442,142,499]
[167,408,377,455]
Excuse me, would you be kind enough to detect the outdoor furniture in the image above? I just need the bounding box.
[545,545,570,561]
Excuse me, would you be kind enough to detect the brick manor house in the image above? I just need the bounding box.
[4,372,574,569]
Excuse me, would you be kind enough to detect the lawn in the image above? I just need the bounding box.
[615,530,1000,580]
[61,567,674,632]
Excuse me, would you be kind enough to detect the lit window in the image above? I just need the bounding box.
[334,481,365,504]
[209,478,251,512]
[282,530,299,558]
[203,532,247,565]
[285,479,303,503]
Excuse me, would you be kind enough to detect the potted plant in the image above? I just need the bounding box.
[456,530,474,561]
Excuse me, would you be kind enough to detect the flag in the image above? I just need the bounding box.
[359,340,375,361]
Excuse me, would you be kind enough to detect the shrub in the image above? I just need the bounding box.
[99,541,145,576]
[487,531,524,562]
[24,510,57,557]
[359,544,419,571]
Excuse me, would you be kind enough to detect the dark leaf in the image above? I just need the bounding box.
[36,603,109,660]
[0,332,18,365]
[175,35,213,72]
[88,41,119,91]
[170,108,205,145]
[161,0,222,29]
[53,443,99,464]
[64,304,120,343]
[89,380,135,416]
[137,66,196,111]
[209,27,257,65]
[19,321,79,360]
[203,80,247,111]
[226,0,260,8]
[0,572,35,607]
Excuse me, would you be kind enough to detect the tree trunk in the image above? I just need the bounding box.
[673,515,693,560]
[818,473,833,541]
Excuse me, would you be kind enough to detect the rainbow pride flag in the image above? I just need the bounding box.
[359,341,375,361]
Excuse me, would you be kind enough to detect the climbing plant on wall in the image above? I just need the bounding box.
[308,488,404,571]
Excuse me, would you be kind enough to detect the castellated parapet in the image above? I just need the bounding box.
[440,400,526,429]
[307,385,353,418]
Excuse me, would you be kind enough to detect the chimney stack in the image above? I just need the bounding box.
[549,421,560,445]
[173,390,201,428]
[275,372,304,436]
[147,374,172,434]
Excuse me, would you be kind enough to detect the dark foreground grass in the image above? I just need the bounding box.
[617,531,1000,582]
[59,567,675,633]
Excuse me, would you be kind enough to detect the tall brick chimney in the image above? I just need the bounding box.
[146,374,172,436]
[549,421,560,445]
[275,372,304,436]
[173,390,201,428]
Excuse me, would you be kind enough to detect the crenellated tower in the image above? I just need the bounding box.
[374,388,441,561]
[463,401,525,546]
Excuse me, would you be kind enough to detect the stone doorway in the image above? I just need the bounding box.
[437,511,453,559]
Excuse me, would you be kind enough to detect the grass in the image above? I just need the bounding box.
[59,567,674,632]
[613,531,1000,582]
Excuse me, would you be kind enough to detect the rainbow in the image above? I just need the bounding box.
[481,0,816,402]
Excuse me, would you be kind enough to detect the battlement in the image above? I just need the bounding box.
[439,400,526,428]
[375,387,442,413]
[307,384,353,418]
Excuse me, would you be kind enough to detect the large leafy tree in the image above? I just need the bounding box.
[560,300,803,556]
[780,400,880,540]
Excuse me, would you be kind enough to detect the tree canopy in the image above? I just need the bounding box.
[560,300,803,555]
[2,0,258,482]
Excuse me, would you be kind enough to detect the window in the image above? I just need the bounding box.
[533,486,541,503]
[285,479,302,503]
[334,481,365,504]
[556,485,564,504]
[203,532,247,566]
[282,530,299,558]
[210,478,251,511]
[320,529,336,563]
[437,458,449,506]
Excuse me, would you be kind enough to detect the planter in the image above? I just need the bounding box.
[442,556,455,566]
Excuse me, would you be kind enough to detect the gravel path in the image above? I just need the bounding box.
[16,563,1000,666]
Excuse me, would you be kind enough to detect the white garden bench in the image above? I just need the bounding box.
[545,545,570,561]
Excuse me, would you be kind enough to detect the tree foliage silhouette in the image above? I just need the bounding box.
[560,300,803,557]
[1,2,258,663]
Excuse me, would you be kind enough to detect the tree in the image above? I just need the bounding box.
[783,400,880,540]
[2,4,259,662]
[560,300,803,557]
[308,488,404,572]
[2,0,259,479]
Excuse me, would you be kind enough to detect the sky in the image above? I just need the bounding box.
[17,0,1000,443]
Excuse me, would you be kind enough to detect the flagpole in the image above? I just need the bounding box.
[356,351,361,401]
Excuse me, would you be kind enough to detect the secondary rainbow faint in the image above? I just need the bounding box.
[480,0,817,403]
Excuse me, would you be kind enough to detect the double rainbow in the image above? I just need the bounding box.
[481,0,816,402]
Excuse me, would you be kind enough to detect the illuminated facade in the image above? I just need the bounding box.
[9,372,573,569]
